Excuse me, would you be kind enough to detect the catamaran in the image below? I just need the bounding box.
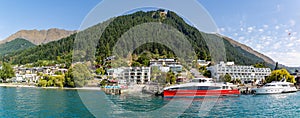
[163,78,240,97]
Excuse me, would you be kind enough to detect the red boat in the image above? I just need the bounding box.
[163,78,240,97]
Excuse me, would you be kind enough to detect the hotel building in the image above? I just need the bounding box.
[107,67,151,85]
[207,61,271,83]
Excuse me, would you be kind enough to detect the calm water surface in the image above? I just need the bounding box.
[1,87,300,117]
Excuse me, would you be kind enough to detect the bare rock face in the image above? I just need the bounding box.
[0,28,76,45]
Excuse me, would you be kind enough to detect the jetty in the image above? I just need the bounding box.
[103,85,121,95]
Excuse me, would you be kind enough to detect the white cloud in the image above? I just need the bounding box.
[233,33,238,36]
[247,27,253,31]
[226,27,233,32]
[290,36,297,41]
[276,4,281,12]
[293,32,297,35]
[256,44,262,50]
[272,42,281,50]
[238,36,245,40]
[285,29,290,33]
[218,28,225,32]
[261,36,267,40]
[265,52,300,67]
[264,41,270,45]
[247,27,254,33]
[222,23,300,67]
[286,43,294,47]
[289,19,296,27]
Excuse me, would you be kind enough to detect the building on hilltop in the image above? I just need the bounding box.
[197,60,211,67]
[150,58,179,67]
[169,64,183,73]
[207,61,271,83]
[150,58,182,73]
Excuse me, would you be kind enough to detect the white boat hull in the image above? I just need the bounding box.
[253,88,283,95]
[253,87,297,95]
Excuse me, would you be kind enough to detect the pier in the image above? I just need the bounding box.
[103,86,121,95]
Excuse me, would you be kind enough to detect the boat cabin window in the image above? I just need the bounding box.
[168,86,221,90]
[191,79,207,83]
[265,84,276,87]
[222,86,229,89]
[169,87,179,90]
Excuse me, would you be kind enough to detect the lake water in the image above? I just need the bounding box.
[1,87,300,117]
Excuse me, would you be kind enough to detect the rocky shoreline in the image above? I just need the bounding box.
[0,83,101,90]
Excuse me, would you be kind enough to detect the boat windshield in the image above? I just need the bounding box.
[264,84,276,87]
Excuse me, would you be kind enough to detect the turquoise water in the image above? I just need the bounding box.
[1,87,300,117]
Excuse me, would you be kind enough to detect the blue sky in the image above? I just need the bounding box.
[0,0,299,67]
[199,0,300,67]
[0,0,101,39]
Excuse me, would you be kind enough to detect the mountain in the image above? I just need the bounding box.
[1,10,275,68]
[0,38,35,56]
[221,35,275,65]
[0,28,76,45]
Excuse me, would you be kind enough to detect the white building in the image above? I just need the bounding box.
[150,58,179,66]
[197,60,211,66]
[207,61,271,83]
[169,64,183,73]
[107,67,151,85]
[150,58,183,73]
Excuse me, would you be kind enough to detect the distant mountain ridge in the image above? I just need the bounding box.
[0,28,76,45]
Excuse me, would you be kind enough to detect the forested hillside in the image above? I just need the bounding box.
[0,38,35,56]
[1,10,269,67]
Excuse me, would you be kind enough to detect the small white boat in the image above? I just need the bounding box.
[252,79,297,95]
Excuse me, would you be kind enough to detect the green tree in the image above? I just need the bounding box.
[72,63,93,87]
[150,66,161,82]
[253,63,267,68]
[203,70,211,78]
[54,75,65,87]
[136,52,151,66]
[0,62,15,82]
[224,73,232,82]
[154,49,159,55]
[54,71,63,75]
[219,75,225,82]
[38,80,48,87]
[274,62,279,70]
[100,79,107,86]
[166,71,176,84]
[266,69,295,83]
[235,78,241,84]
[95,67,105,75]
[64,67,74,87]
